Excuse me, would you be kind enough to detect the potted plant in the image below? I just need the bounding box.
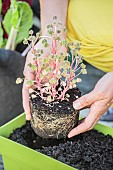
[0,0,33,125]
[17,16,87,138]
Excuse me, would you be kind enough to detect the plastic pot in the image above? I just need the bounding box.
[0,113,113,170]
[0,49,25,126]
[0,113,76,170]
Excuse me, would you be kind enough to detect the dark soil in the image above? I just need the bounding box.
[30,88,81,114]
[30,88,80,138]
[9,121,113,170]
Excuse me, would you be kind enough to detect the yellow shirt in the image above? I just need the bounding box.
[67,0,113,72]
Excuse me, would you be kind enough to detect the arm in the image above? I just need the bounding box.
[68,72,113,138]
[40,0,68,37]
[23,0,69,120]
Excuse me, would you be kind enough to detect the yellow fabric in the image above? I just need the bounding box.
[67,0,113,72]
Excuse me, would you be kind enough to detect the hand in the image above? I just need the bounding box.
[22,38,51,120]
[22,38,67,120]
[68,72,113,138]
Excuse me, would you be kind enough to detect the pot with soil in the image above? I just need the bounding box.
[30,88,81,138]
[17,16,87,138]
[0,49,25,126]
[1,113,113,170]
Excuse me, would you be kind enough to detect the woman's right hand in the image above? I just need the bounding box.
[22,37,67,120]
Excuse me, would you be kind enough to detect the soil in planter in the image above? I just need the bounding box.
[31,88,81,114]
[9,121,113,170]
[30,88,81,138]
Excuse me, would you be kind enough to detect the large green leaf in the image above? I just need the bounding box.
[16,2,33,45]
[3,1,33,46]
[0,0,3,48]
[0,0,2,14]
[1,39,7,48]
[3,9,12,35]
[10,0,19,29]
[0,27,3,48]
[3,0,19,33]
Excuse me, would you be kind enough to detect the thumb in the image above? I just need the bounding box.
[73,91,97,110]
[23,70,35,120]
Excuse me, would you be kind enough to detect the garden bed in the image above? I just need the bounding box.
[0,113,113,170]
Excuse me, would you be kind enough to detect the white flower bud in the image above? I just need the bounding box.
[16,78,23,84]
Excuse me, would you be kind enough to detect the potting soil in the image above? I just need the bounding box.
[30,88,81,138]
[9,121,113,170]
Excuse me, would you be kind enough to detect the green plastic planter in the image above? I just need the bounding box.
[0,113,113,170]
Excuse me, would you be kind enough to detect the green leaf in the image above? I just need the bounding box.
[47,25,50,29]
[15,2,33,45]
[44,43,49,48]
[0,27,3,48]
[63,27,67,33]
[81,69,87,74]
[0,0,3,48]
[0,0,2,14]
[3,1,33,46]
[45,67,52,73]
[62,60,70,69]
[53,16,57,20]
[62,70,67,77]
[28,63,37,71]
[57,30,61,34]
[26,80,34,86]
[49,78,56,84]
[11,0,19,29]
[1,39,7,48]
[3,9,12,35]
[42,39,47,44]
[3,0,19,31]
[31,65,37,71]
[47,30,53,35]
[56,37,60,41]
[72,79,76,84]
[81,63,86,69]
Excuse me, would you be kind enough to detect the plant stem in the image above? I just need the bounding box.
[11,28,18,50]
[5,26,18,50]
[5,26,14,50]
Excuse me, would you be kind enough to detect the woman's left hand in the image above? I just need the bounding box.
[68,72,113,138]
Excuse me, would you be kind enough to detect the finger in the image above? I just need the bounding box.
[73,90,99,110]
[68,104,102,138]
[23,63,35,119]
[68,119,89,138]
[22,81,31,120]
[23,66,35,81]
[78,118,85,125]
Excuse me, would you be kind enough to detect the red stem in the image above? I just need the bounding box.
[58,72,74,100]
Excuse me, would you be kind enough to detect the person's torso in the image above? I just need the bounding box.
[67,0,113,72]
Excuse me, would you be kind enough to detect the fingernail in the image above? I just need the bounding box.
[73,102,81,110]
[26,114,31,120]
[68,133,71,138]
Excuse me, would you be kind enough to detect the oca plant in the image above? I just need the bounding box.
[16,16,87,103]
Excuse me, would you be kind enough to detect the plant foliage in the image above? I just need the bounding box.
[1,0,33,50]
[17,17,87,102]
